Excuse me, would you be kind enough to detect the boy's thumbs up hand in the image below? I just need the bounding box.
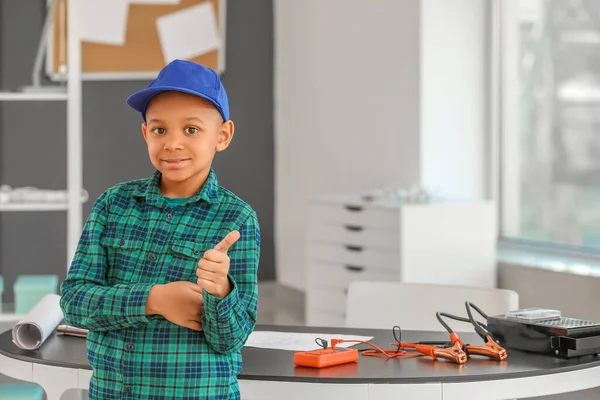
[213,230,241,254]
[196,231,240,298]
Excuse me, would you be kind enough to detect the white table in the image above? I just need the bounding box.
[2,325,600,399]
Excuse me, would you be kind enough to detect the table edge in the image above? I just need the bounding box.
[2,327,600,384]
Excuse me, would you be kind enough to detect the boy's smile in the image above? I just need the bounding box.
[162,158,190,168]
[141,91,235,198]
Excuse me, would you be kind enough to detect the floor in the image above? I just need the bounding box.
[0,282,598,399]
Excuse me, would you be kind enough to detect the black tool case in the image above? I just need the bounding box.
[487,315,600,358]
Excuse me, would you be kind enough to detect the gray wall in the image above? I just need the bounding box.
[0,0,274,303]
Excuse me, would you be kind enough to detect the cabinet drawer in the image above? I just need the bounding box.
[308,223,399,250]
[308,243,399,271]
[309,203,399,229]
[307,261,400,290]
[306,286,347,313]
[306,308,346,328]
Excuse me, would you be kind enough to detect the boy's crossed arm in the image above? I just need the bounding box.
[143,230,241,332]
[60,192,208,333]
[145,281,205,331]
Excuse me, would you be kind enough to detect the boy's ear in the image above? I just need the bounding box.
[216,120,235,152]
[141,123,149,142]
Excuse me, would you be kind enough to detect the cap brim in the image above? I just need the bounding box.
[126,86,223,119]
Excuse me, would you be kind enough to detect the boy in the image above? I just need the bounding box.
[60,59,260,399]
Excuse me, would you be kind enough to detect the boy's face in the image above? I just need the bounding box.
[141,91,234,197]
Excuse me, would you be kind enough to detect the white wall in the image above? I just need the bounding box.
[274,0,488,291]
[421,0,487,201]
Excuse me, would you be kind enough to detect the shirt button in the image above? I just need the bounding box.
[125,387,132,393]
[127,343,134,350]
[149,253,156,261]
[118,239,125,246]
[167,213,173,219]
[193,249,200,255]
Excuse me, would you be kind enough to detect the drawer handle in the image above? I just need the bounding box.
[345,265,364,272]
[344,205,364,212]
[345,245,364,252]
[344,225,364,232]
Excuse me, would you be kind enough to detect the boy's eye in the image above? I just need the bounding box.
[152,127,166,135]
[185,127,199,134]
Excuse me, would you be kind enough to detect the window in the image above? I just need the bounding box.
[500,0,600,251]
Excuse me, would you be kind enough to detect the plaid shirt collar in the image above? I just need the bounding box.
[133,168,219,207]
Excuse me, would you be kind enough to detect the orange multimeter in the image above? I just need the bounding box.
[293,338,359,368]
[294,347,359,368]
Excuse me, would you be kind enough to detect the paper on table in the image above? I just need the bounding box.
[80,0,130,46]
[12,294,64,351]
[244,331,374,351]
[156,2,221,64]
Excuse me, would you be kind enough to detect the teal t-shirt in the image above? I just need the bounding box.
[163,196,190,207]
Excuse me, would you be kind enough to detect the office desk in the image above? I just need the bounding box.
[1,325,600,399]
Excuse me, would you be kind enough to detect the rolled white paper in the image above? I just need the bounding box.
[12,294,64,350]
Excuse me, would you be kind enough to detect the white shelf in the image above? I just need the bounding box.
[0,313,23,323]
[1,0,83,272]
[0,91,68,101]
[0,203,69,212]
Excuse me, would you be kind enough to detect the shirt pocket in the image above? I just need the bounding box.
[100,234,146,283]
[166,240,212,283]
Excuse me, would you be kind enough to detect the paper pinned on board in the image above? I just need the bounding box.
[129,0,181,4]
[156,2,221,64]
[12,294,64,351]
[244,331,373,352]
[80,0,130,46]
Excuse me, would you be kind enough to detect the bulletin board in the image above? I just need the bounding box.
[46,0,226,80]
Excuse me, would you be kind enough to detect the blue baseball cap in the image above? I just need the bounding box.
[126,59,229,121]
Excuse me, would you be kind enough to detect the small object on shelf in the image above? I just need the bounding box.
[14,275,59,315]
[0,185,89,204]
[360,185,443,205]
[0,185,9,203]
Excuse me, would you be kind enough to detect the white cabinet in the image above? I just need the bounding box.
[305,195,497,327]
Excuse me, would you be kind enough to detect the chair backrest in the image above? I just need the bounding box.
[345,281,519,332]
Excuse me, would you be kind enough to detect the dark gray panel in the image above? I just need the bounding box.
[214,0,275,281]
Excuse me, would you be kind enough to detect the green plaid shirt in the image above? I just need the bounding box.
[60,169,260,399]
